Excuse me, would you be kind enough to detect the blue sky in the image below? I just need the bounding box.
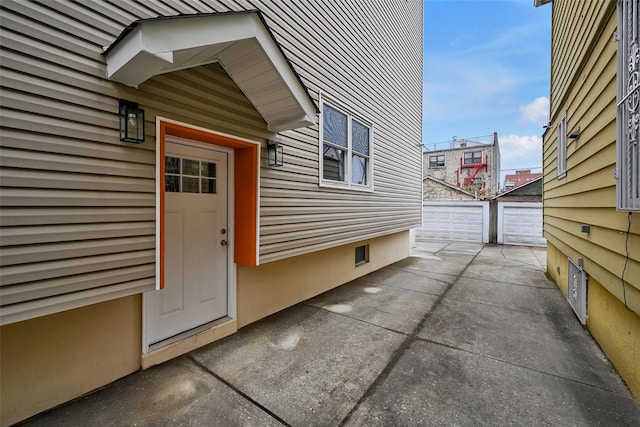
[423,0,552,180]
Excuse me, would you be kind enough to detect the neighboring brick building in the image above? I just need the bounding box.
[503,169,543,191]
[423,133,501,199]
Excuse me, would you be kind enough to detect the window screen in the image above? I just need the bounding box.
[321,101,372,188]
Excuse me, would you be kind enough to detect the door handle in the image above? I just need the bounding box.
[220,239,228,246]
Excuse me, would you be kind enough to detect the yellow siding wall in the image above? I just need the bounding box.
[544,1,640,316]
[0,296,142,427]
[544,0,640,402]
[549,0,613,117]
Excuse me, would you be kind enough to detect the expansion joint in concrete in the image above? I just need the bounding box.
[186,355,291,427]
[416,337,633,398]
[337,248,484,426]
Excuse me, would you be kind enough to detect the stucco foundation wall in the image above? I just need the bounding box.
[588,277,640,402]
[546,241,640,402]
[545,241,568,295]
[0,295,142,427]
[0,232,410,425]
[237,231,410,328]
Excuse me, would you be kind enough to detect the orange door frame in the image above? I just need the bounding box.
[158,120,259,288]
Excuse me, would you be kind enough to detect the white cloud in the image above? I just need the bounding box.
[519,97,549,126]
[499,134,543,175]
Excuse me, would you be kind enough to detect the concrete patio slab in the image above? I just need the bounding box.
[305,278,439,334]
[475,244,546,266]
[345,340,640,427]
[22,356,284,427]
[460,262,555,288]
[408,239,452,254]
[17,241,639,427]
[447,276,568,316]
[376,269,451,296]
[392,257,473,279]
[418,288,629,392]
[190,304,404,426]
[410,240,484,262]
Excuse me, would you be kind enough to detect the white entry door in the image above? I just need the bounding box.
[146,140,229,346]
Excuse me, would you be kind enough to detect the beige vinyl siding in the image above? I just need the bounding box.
[543,0,640,315]
[1,0,158,323]
[1,0,422,322]
[255,0,422,261]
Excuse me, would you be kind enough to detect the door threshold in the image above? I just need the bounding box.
[142,317,237,369]
[148,317,232,352]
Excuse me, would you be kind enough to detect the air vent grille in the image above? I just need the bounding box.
[567,259,588,325]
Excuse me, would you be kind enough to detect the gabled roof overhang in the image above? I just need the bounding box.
[533,0,552,7]
[104,11,317,132]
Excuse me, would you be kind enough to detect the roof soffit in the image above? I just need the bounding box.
[104,12,317,132]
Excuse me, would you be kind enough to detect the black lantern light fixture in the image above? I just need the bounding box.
[267,139,284,167]
[119,100,145,143]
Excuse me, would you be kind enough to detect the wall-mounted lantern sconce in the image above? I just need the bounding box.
[580,224,590,234]
[119,100,145,143]
[267,139,284,167]
[569,127,581,140]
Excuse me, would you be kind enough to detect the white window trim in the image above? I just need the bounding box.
[429,154,445,168]
[557,112,568,179]
[463,150,482,165]
[319,96,374,192]
[616,0,640,211]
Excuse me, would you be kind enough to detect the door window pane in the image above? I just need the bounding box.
[201,178,217,194]
[182,177,199,193]
[201,162,216,178]
[165,175,180,192]
[166,156,220,194]
[182,159,200,176]
[165,156,180,174]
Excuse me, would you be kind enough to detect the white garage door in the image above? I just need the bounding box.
[498,202,546,246]
[418,201,489,242]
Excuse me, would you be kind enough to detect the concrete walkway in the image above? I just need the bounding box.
[21,240,640,426]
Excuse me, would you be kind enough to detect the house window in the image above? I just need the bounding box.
[557,112,567,178]
[463,151,482,165]
[429,155,445,168]
[355,244,369,266]
[471,177,482,187]
[321,101,372,189]
[616,0,640,211]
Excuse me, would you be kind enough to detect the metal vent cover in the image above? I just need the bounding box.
[568,259,588,325]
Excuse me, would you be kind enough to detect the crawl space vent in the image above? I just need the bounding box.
[567,258,588,325]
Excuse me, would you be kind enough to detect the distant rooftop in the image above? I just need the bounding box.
[424,134,496,152]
